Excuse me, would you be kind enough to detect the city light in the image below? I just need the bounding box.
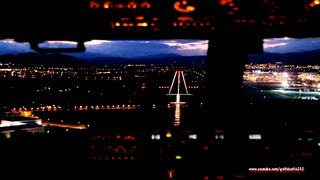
[35,120,42,126]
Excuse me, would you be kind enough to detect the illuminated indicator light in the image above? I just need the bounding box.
[189,134,197,139]
[179,22,183,26]
[137,22,148,27]
[116,135,121,139]
[174,1,196,13]
[166,132,172,138]
[151,23,155,27]
[90,1,100,8]
[317,142,320,147]
[249,134,262,140]
[219,0,228,5]
[141,2,151,8]
[219,0,234,6]
[103,3,110,9]
[151,134,161,140]
[307,138,314,142]
[297,137,303,141]
[173,22,177,27]
[203,146,209,151]
[178,16,193,21]
[115,4,125,8]
[168,170,174,179]
[186,6,195,12]
[152,17,158,21]
[127,2,137,9]
[215,135,224,140]
[175,155,182,160]
[123,23,129,27]
[315,0,320,5]
[217,176,224,180]
[135,16,144,20]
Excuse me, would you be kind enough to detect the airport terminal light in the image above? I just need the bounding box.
[282,81,289,88]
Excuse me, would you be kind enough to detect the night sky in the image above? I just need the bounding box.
[0,39,208,59]
[0,37,319,59]
[264,37,320,53]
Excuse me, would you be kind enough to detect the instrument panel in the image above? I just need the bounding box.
[0,0,320,40]
[86,0,320,38]
[88,0,215,37]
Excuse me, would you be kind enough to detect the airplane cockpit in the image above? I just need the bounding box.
[0,0,319,179]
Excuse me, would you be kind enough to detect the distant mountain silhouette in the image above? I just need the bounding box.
[85,55,206,65]
[0,52,82,66]
[133,53,182,59]
[0,52,206,65]
[249,49,320,64]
